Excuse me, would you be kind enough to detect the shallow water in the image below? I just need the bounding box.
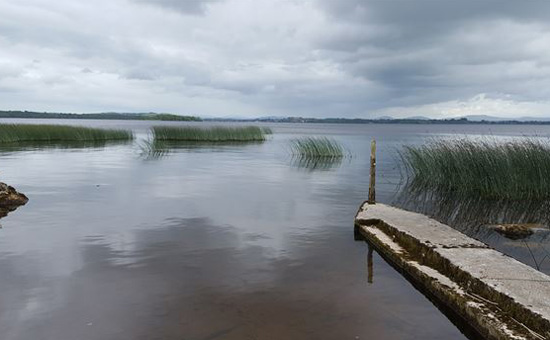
[1,119,550,339]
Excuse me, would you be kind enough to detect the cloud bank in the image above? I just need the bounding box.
[1,0,550,118]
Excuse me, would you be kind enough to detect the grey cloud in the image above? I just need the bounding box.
[317,0,550,57]
[132,0,222,15]
[1,0,550,118]
[123,70,157,81]
[319,0,550,27]
[317,0,550,56]
[318,0,550,60]
[313,0,550,111]
[0,63,22,79]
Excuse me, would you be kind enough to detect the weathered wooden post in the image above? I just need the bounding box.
[368,139,376,204]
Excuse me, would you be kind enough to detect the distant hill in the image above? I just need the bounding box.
[517,116,550,122]
[405,116,430,120]
[0,111,201,121]
[461,115,550,122]
[211,116,550,125]
[371,115,429,120]
[2,110,550,125]
[461,115,507,122]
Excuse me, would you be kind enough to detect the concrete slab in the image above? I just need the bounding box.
[355,203,550,340]
[356,203,487,249]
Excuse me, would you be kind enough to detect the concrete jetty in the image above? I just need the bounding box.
[355,203,550,340]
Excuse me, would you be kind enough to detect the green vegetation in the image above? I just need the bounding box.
[152,126,271,142]
[0,141,130,153]
[402,138,550,199]
[138,139,170,160]
[0,124,133,143]
[290,137,345,158]
[138,113,200,121]
[0,110,200,121]
[290,156,343,171]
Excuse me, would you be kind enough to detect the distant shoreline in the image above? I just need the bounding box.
[210,117,550,125]
[1,110,550,125]
[0,111,200,122]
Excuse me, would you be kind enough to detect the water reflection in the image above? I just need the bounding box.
[3,121,520,340]
[0,205,24,221]
[0,217,468,340]
[395,187,550,234]
[394,186,550,274]
[289,155,344,171]
[138,139,171,160]
[0,140,132,154]
[138,139,266,160]
[367,245,374,284]
[356,238,483,340]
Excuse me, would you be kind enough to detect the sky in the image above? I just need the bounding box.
[1,0,550,119]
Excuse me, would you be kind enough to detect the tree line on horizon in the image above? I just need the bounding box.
[0,111,201,121]
[2,110,550,125]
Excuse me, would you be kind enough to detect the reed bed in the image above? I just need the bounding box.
[402,138,550,199]
[152,126,270,142]
[0,124,133,143]
[290,137,346,158]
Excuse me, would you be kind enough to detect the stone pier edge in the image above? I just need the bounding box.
[355,202,550,340]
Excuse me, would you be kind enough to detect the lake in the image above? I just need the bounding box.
[1,119,550,340]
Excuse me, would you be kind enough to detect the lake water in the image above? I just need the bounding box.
[1,119,550,340]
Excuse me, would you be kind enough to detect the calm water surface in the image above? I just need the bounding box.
[1,119,550,340]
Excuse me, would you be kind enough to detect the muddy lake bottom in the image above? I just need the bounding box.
[1,119,550,339]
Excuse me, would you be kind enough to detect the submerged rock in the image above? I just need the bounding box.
[493,223,536,240]
[0,182,28,218]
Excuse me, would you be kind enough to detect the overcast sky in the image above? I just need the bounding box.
[1,0,550,119]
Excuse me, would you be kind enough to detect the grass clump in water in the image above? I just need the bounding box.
[402,138,550,200]
[152,126,270,142]
[290,137,345,158]
[0,124,133,143]
[138,139,170,160]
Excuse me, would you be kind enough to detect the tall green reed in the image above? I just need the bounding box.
[0,124,133,143]
[402,138,550,199]
[290,137,346,158]
[152,126,270,142]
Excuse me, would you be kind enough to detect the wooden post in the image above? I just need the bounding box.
[368,139,376,204]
